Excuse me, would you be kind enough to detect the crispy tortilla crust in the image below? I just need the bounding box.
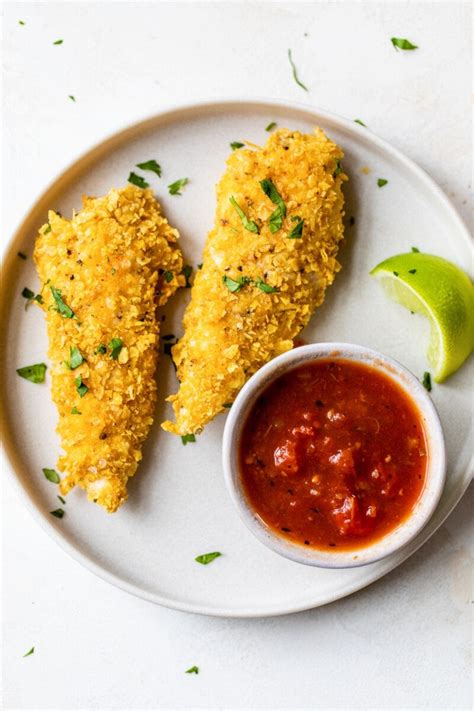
[34,186,184,512]
[162,128,347,436]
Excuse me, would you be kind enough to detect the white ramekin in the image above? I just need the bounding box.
[222,343,446,568]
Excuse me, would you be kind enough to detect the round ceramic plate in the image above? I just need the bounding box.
[1,99,472,617]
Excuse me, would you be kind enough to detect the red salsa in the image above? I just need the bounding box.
[239,359,427,551]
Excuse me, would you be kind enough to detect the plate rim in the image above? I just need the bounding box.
[1,97,473,618]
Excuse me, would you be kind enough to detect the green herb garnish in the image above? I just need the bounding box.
[229,196,259,234]
[50,508,65,519]
[17,363,47,383]
[287,48,308,91]
[57,495,66,505]
[422,371,432,392]
[259,178,286,233]
[289,218,304,239]
[195,552,221,565]
[50,286,74,318]
[136,159,161,177]
[95,343,107,354]
[391,37,418,51]
[75,375,88,397]
[230,142,245,150]
[197,263,203,270]
[377,178,388,187]
[223,403,232,408]
[67,346,84,369]
[168,178,189,195]
[43,224,52,234]
[53,39,63,45]
[22,287,35,300]
[71,406,81,414]
[411,246,420,253]
[255,278,279,294]
[408,269,417,274]
[128,172,149,189]
[23,647,34,657]
[163,270,174,283]
[393,271,399,277]
[265,122,277,132]
[181,434,196,445]
[182,265,193,288]
[109,338,123,360]
[354,119,367,127]
[18,20,25,25]
[43,468,60,484]
[334,159,343,177]
[222,275,250,293]
[68,95,76,102]
[185,666,199,674]
[18,251,27,259]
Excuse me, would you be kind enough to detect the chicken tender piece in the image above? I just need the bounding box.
[162,128,347,436]
[35,186,184,512]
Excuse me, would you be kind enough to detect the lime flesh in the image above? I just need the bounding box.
[370,253,474,382]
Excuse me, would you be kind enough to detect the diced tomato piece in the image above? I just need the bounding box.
[274,440,300,475]
[328,447,355,474]
[332,495,374,536]
[371,462,399,498]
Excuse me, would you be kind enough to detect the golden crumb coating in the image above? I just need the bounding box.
[162,128,347,436]
[34,186,184,512]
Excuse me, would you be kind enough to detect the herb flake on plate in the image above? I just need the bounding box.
[195,552,222,565]
[377,178,388,187]
[71,406,81,414]
[422,371,432,391]
[259,178,286,233]
[229,196,259,234]
[18,251,27,260]
[168,178,189,195]
[128,172,149,189]
[287,48,308,91]
[43,468,60,484]
[185,666,199,674]
[68,95,76,102]
[23,647,34,657]
[136,159,161,177]
[230,141,245,150]
[391,37,418,51]
[53,39,63,45]
[265,122,277,132]
[181,433,196,445]
[50,508,65,519]
[354,118,366,127]
[17,363,47,383]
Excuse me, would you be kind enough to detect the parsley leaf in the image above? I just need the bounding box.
[43,468,60,484]
[109,338,123,360]
[377,178,388,187]
[229,196,259,234]
[182,265,193,288]
[391,37,418,51]
[265,122,277,132]
[354,118,367,127]
[50,508,65,519]
[287,48,308,91]
[230,141,245,150]
[195,552,221,565]
[53,39,63,45]
[67,346,84,370]
[185,666,199,674]
[168,178,189,195]
[289,218,304,239]
[75,375,88,397]
[128,172,149,189]
[50,286,75,318]
[71,406,81,414]
[136,159,161,177]
[255,278,279,294]
[17,363,47,384]
[181,434,196,445]
[18,252,27,260]
[259,179,286,233]
[422,371,432,392]
[222,275,250,293]
[23,647,34,657]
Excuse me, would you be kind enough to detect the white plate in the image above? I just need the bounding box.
[1,99,472,617]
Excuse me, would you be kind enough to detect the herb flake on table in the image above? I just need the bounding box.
[136,159,161,177]
[50,508,65,519]
[43,468,60,484]
[128,172,149,189]
[67,346,84,369]
[17,363,47,383]
[391,37,418,51]
[185,666,199,674]
[75,375,88,397]
[265,122,277,132]
[68,95,76,102]
[287,48,308,91]
[230,141,245,150]
[168,178,189,195]
[109,338,123,360]
[53,39,63,45]
[260,178,286,233]
[23,646,34,657]
[181,433,196,445]
[195,551,222,565]
[229,196,259,234]
[51,286,75,318]
[354,118,366,127]
[289,218,304,239]
[422,371,432,392]
[377,178,388,187]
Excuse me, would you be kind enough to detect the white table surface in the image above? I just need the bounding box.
[2,2,472,709]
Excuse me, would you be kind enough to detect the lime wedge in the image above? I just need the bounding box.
[370,252,474,382]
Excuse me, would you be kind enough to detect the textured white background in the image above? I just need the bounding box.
[2,1,473,709]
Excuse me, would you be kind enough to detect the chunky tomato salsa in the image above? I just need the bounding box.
[239,359,427,551]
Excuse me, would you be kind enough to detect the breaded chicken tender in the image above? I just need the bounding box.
[35,186,184,512]
[162,128,347,436]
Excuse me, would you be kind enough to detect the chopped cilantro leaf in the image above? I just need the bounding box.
[50,286,75,318]
[230,142,245,150]
[422,371,432,392]
[109,338,123,360]
[23,647,34,657]
[377,178,388,187]
[195,551,221,564]
[222,275,250,293]
[391,37,418,51]
[18,252,27,260]
[183,265,193,288]
[289,218,304,239]
[67,346,84,369]
[128,172,149,189]
[181,433,196,445]
[75,375,88,397]
[50,508,65,518]
[168,178,189,195]
[229,196,259,234]
[255,278,279,294]
[259,178,286,233]
[163,270,174,283]
[136,159,161,177]
[287,48,308,91]
[354,119,367,127]
[411,246,420,253]
[71,406,81,414]
[265,122,277,132]
[22,287,35,300]
[185,666,199,674]
[53,39,63,45]
[68,95,76,102]
[43,468,60,484]
[17,363,47,384]
[18,20,25,25]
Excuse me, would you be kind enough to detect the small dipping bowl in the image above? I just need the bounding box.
[222,343,446,568]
